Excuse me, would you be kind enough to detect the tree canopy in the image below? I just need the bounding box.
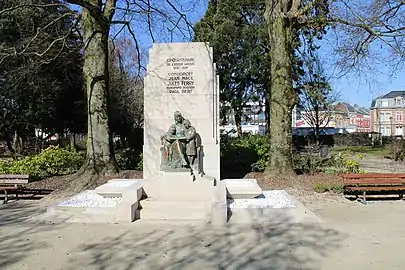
[194,0,271,135]
[0,0,85,153]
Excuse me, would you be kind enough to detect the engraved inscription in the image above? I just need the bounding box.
[166,57,195,70]
[166,57,196,94]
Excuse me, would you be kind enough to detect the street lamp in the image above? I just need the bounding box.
[390,116,393,138]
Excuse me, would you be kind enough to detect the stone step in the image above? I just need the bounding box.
[139,174,214,201]
[95,179,143,199]
[223,179,262,199]
[138,199,209,221]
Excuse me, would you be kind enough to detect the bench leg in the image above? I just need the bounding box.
[4,190,8,204]
[362,191,367,205]
[400,191,404,200]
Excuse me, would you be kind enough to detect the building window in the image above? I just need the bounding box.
[381,100,389,107]
[396,98,403,106]
[386,127,392,136]
[396,126,403,136]
[380,126,392,136]
[397,112,403,121]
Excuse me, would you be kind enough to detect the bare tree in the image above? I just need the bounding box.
[262,0,405,175]
[0,0,195,189]
[298,52,340,142]
[109,38,144,134]
[329,0,405,76]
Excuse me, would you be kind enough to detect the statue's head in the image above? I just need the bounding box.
[184,119,191,128]
[173,111,183,123]
[168,125,176,134]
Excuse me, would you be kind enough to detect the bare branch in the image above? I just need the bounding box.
[147,0,156,43]
[0,5,80,65]
[0,3,64,16]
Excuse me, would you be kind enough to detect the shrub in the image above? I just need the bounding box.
[390,139,405,161]
[332,151,364,173]
[37,145,83,175]
[116,149,143,170]
[333,133,371,146]
[233,135,270,171]
[7,156,48,179]
[220,134,270,173]
[313,183,344,193]
[0,146,83,180]
[294,155,328,175]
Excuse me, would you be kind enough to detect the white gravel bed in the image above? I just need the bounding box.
[57,190,122,208]
[104,180,138,188]
[228,190,296,209]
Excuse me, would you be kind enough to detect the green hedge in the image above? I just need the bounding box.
[0,146,83,179]
[221,134,270,175]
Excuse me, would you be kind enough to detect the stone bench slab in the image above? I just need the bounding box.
[223,178,263,199]
[95,179,142,199]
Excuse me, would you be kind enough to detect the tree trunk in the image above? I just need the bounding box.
[78,4,119,177]
[265,95,270,134]
[234,110,243,137]
[5,130,15,155]
[315,105,320,144]
[265,1,297,175]
[12,130,22,156]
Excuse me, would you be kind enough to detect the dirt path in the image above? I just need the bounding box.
[1,195,405,270]
[361,155,405,173]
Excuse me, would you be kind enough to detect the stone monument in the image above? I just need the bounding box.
[47,42,263,225]
[143,42,220,180]
[140,42,225,224]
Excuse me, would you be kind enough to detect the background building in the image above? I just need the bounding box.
[370,90,405,137]
[292,102,370,133]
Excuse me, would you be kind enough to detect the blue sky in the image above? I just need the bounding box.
[329,67,405,108]
[70,1,404,108]
[128,0,404,108]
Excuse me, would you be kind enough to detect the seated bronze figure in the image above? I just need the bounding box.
[160,111,199,171]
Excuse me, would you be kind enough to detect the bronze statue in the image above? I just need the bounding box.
[184,119,197,166]
[160,111,190,170]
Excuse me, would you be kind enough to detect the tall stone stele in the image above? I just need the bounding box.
[143,42,220,181]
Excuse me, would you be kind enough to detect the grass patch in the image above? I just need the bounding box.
[313,183,345,194]
[331,145,390,157]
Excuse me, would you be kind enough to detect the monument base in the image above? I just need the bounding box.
[138,172,226,224]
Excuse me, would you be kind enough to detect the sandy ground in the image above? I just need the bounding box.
[360,155,405,173]
[1,193,405,270]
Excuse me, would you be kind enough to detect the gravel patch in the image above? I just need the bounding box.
[57,190,122,208]
[228,190,296,209]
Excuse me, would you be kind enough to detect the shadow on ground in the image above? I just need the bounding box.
[0,188,53,202]
[0,201,346,269]
[0,201,64,269]
[68,215,345,270]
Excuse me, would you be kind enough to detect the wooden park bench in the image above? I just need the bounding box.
[342,173,405,204]
[0,174,29,204]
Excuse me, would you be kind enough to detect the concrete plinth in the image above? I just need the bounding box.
[223,179,263,199]
[48,182,143,224]
[139,199,209,220]
[210,180,228,226]
[140,172,214,201]
[228,191,321,224]
[95,179,143,199]
[137,172,227,223]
